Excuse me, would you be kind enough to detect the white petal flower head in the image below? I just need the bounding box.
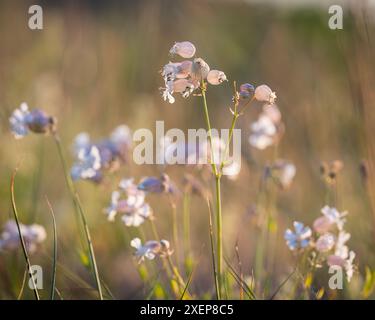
[169,41,196,59]
[254,85,277,104]
[315,233,335,253]
[284,221,312,250]
[321,206,347,230]
[207,70,227,85]
[9,102,30,139]
[130,238,160,263]
[249,115,277,150]
[71,145,102,181]
[106,190,121,221]
[110,125,131,148]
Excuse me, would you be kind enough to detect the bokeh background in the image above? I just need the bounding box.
[0,0,375,299]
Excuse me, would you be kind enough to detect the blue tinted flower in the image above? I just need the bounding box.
[284,221,312,250]
[71,146,102,181]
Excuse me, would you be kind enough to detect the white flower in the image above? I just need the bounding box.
[71,146,102,181]
[249,115,277,150]
[321,206,347,230]
[9,102,30,139]
[272,160,296,188]
[284,221,312,250]
[105,179,153,227]
[130,237,173,263]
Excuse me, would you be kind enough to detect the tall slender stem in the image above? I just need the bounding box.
[200,84,223,298]
[53,134,103,300]
[10,169,40,300]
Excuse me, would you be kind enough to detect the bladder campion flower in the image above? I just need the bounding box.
[0,220,46,254]
[284,221,312,250]
[160,42,227,104]
[9,102,56,139]
[130,237,173,263]
[105,178,153,226]
[71,146,102,182]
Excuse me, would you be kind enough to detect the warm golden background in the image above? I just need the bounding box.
[0,0,374,299]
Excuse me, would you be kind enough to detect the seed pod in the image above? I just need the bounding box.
[169,41,196,58]
[254,84,277,104]
[207,70,227,85]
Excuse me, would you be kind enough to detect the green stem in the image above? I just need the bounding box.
[200,84,223,298]
[53,135,103,300]
[10,169,40,300]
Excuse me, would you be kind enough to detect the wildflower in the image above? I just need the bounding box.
[130,237,173,263]
[71,146,102,181]
[0,220,46,254]
[71,125,132,181]
[284,221,312,250]
[191,58,210,81]
[249,114,277,150]
[207,70,227,85]
[321,206,347,231]
[271,160,296,189]
[169,41,196,58]
[9,102,56,139]
[315,233,335,253]
[105,179,153,227]
[254,84,277,104]
[239,83,255,99]
[137,173,178,195]
[160,43,226,103]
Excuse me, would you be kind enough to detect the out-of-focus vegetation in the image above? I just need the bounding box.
[0,0,374,299]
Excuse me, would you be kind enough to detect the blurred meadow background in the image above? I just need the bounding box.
[0,0,375,299]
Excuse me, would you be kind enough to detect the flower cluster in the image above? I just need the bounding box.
[249,104,283,150]
[160,41,227,103]
[9,102,56,139]
[284,206,356,282]
[71,125,132,182]
[130,237,173,263]
[0,220,46,254]
[106,178,153,226]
